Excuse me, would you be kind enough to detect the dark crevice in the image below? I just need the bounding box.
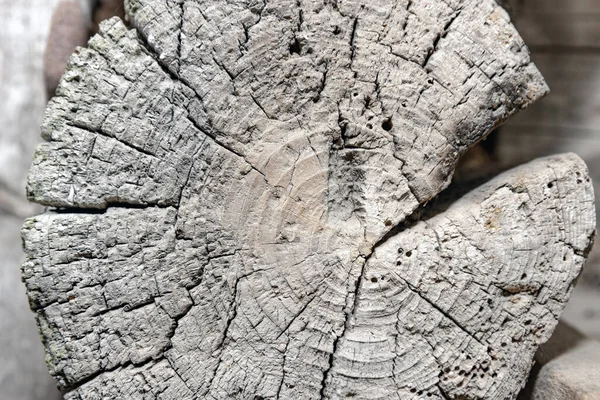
[313,64,329,103]
[289,3,304,56]
[60,355,159,394]
[166,357,195,394]
[402,0,413,30]
[206,267,243,393]
[382,117,393,131]
[335,103,348,148]
[437,384,452,400]
[183,114,267,180]
[276,288,322,340]
[240,0,267,50]
[86,295,158,319]
[213,56,238,82]
[297,7,304,31]
[422,8,463,68]
[177,142,204,208]
[176,0,185,74]
[349,17,359,65]
[289,37,302,55]
[404,279,485,347]
[50,202,171,215]
[249,93,274,120]
[319,257,365,399]
[67,122,158,158]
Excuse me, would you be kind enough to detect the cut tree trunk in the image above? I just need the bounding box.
[21,0,595,399]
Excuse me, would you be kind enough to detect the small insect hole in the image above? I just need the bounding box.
[289,38,302,54]
[382,118,393,131]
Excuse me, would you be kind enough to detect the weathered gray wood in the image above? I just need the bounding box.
[21,1,595,399]
[495,0,600,339]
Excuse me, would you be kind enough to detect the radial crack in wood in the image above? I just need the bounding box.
[21,1,593,399]
[22,153,595,399]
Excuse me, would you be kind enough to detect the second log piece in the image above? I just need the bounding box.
[21,0,595,399]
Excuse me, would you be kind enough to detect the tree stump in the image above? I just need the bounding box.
[21,0,596,399]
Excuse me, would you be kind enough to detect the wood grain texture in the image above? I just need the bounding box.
[496,0,600,324]
[21,1,595,399]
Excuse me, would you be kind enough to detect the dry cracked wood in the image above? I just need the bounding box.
[21,0,595,399]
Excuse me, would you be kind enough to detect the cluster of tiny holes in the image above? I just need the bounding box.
[396,248,413,266]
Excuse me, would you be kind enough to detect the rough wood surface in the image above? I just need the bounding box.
[21,1,595,399]
[493,0,600,339]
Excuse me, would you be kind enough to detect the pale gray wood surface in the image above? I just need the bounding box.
[20,1,597,399]
[499,0,600,340]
